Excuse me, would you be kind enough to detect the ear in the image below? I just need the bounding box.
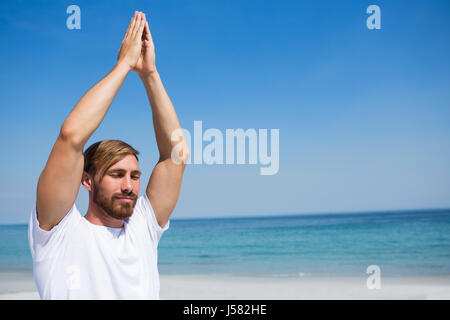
[81,171,94,192]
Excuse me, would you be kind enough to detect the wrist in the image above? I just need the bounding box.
[114,61,132,74]
[138,68,159,80]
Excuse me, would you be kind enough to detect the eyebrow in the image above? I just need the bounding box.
[107,169,142,175]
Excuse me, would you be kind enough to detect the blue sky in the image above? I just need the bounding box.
[0,0,449,223]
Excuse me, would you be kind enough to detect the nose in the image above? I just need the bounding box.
[121,176,133,194]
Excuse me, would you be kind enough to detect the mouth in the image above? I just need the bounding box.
[115,197,135,203]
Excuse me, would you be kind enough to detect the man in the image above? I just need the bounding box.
[28,11,189,299]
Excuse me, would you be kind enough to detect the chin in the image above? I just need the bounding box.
[110,202,136,220]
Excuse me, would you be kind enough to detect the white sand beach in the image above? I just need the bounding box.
[1,272,449,300]
[0,271,39,300]
[160,274,450,300]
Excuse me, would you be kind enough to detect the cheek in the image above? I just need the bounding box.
[134,180,141,192]
[101,179,122,194]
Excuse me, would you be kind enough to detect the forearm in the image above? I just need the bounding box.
[61,63,130,149]
[140,71,186,161]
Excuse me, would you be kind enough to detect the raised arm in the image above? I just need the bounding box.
[133,13,189,228]
[36,12,146,230]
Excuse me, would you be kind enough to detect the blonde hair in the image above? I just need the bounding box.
[83,140,139,180]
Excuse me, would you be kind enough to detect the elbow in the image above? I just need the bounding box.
[59,124,84,150]
[162,143,189,167]
[181,145,190,166]
[178,143,190,168]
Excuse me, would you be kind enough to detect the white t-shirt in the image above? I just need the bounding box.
[28,193,169,300]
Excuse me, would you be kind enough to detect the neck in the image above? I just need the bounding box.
[84,201,124,228]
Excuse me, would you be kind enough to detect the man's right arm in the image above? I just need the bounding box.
[36,12,146,231]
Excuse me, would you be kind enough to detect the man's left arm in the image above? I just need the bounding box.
[134,13,189,227]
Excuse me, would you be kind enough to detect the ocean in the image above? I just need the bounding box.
[1,209,450,278]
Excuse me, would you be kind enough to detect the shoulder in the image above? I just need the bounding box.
[126,194,170,244]
[127,194,154,225]
[28,201,83,261]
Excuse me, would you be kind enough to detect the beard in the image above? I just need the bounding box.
[92,184,137,220]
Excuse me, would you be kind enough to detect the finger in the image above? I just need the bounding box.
[125,12,137,39]
[141,14,147,41]
[142,20,153,47]
[124,15,134,39]
[137,14,146,39]
[132,12,145,40]
[128,11,139,39]
[144,20,153,43]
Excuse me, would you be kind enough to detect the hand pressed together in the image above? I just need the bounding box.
[117,11,156,76]
[117,11,157,76]
[133,14,157,76]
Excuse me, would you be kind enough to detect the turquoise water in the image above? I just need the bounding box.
[1,209,450,277]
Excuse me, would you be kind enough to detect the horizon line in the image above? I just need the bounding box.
[1,206,449,226]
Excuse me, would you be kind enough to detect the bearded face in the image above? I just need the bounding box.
[92,181,138,220]
[84,154,141,222]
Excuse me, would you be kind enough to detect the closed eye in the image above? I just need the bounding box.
[109,173,140,179]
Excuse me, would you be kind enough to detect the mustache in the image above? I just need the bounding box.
[113,193,137,200]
